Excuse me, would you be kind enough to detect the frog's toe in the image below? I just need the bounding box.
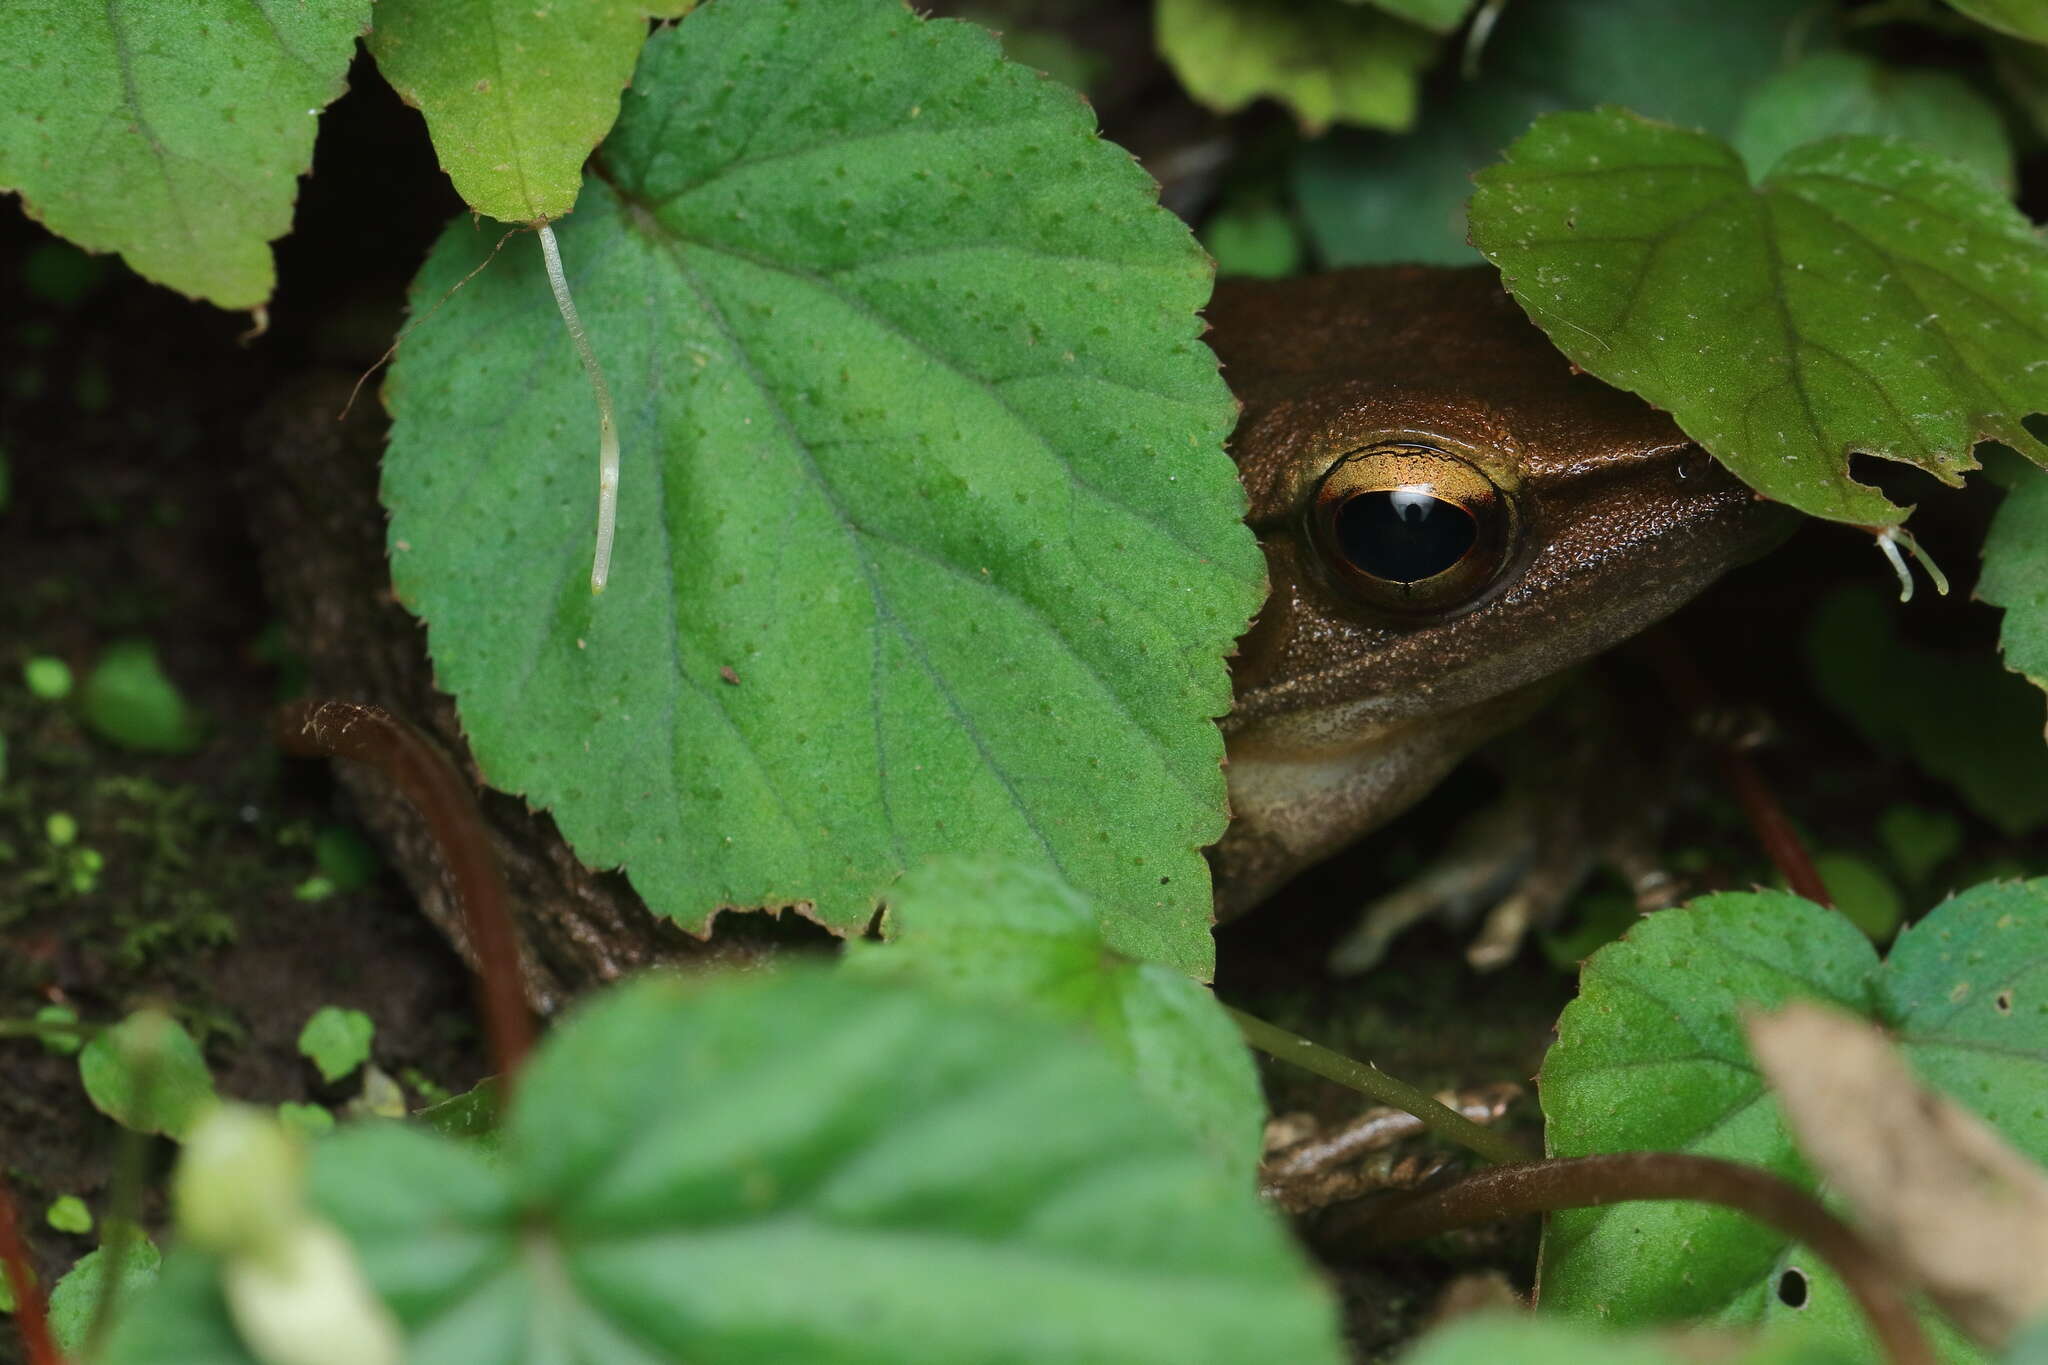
[1326,801,1543,974]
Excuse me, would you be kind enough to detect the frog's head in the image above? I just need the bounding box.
[1205,266,1793,915]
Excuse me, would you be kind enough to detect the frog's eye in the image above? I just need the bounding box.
[1308,443,1515,615]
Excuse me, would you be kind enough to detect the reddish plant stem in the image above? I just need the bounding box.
[274,701,534,1085]
[1640,629,1831,906]
[0,1175,59,1365]
[1319,1152,1932,1365]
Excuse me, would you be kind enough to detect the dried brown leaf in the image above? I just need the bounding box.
[1747,1000,2048,1348]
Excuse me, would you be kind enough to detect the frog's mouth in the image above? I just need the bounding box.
[1222,458,1797,747]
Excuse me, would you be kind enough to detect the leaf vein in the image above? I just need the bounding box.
[652,236,1069,878]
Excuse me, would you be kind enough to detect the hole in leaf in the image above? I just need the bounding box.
[1777,1268,1809,1309]
[1997,989,2014,1014]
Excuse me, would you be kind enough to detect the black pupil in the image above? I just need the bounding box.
[1334,488,1477,583]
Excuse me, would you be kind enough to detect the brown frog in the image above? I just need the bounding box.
[1206,266,1794,949]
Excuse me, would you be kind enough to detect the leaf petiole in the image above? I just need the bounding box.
[273,701,534,1087]
[1228,1007,1530,1166]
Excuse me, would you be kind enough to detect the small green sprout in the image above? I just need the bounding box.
[24,655,72,700]
[46,1195,92,1235]
[297,1007,374,1084]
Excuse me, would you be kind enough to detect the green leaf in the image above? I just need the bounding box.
[45,1195,91,1234]
[1734,52,2013,190]
[1947,0,2048,44]
[1542,883,2048,1358]
[23,655,72,701]
[48,1238,159,1353]
[102,971,1345,1363]
[1470,109,2048,525]
[1202,198,1304,280]
[844,857,1265,1171]
[313,825,380,893]
[366,0,694,224]
[79,1010,216,1140]
[1979,460,2048,730]
[1871,881,2048,1158]
[1155,0,1439,134]
[296,1007,375,1084]
[35,1004,82,1057]
[1295,0,1813,267]
[382,1,1261,979]
[0,0,371,309]
[81,639,204,755]
[1806,585,2048,835]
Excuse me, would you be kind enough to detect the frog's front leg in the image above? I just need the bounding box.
[1324,674,1684,975]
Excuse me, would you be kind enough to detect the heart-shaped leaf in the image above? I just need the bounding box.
[101,971,1346,1364]
[1541,883,2048,1360]
[79,1010,216,1141]
[381,0,1263,978]
[1470,108,2048,524]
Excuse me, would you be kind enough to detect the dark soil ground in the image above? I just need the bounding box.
[1,8,2042,1362]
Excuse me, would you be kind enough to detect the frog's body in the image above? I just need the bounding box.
[1208,267,1793,918]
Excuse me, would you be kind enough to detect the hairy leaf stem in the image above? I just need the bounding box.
[537,223,621,594]
[1228,1007,1530,1166]
[273,701,533,1086]
[1321,1153,1934,1365]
